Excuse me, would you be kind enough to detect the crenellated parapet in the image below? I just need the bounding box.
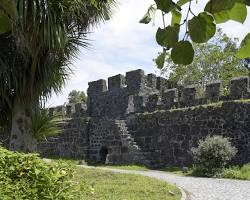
[86,69,250,117]
[87,69,161,98]
[86,69,165,118]
[146,75,250,112]
[49,103,87,118]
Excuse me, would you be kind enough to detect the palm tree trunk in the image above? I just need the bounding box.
[9,101,37,152]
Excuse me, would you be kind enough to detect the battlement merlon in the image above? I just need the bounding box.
[108,74,126,91]
[87,79,107,96]
[205,81,221,101]
[126,69,146,94]
[182,85,196,102]
[147,73,157,89]
[230,76,249,99]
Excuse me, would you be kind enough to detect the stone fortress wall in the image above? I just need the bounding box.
[39,69,250,167]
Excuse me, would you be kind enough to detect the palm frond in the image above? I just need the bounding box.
[0,0,117,108]
[31,109,63,141]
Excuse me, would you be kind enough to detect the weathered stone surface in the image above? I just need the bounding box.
[162,89,177,109]
[39,118,89,159]
[88,79,107,96]
[182,85,196,106]
[87,89,131,118]
[147,74,157,89]
[108,74,126,91]
[127,101,250,167]
[87,119,142,163]
[74,103,87,117]
[146,94,160,112]
[156,77,167,91]
[126,69,146,94]
[230,76,249,99]
[206,81,221,102]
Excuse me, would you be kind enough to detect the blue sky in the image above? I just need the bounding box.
[47,0,250,106]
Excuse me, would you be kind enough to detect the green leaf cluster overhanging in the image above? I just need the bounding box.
[140,0,250,67]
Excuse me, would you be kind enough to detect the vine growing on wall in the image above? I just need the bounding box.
[140,0,250,68]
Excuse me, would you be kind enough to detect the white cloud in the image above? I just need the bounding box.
[47,1,250,106]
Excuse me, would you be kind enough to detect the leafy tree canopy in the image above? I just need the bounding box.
[160,29,249,95]
[68,90,87,104]
[140,0,250,67]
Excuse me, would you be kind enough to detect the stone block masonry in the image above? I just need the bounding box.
[127,101,250,167]
[39,117,89,159]
[39,69,250,168]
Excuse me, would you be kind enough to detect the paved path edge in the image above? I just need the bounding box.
[179,187,187,200]
[78,165,187,200]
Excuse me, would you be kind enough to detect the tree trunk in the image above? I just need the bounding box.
[9,101,37,152]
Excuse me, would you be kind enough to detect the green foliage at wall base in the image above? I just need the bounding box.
[0,147,88,199]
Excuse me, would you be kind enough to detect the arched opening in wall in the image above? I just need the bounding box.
[99,146,108,164]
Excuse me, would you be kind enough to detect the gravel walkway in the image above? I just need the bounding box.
[80,166,250,200]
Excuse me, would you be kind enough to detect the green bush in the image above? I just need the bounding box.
[191,135,237,177]
[0,147,88,199]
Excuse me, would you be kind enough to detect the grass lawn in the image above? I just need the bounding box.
[49,158,149,171]
[74,167,181,200]
[95,164,149,171]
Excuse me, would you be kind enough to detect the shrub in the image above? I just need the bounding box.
[0,147,88,199]
[191,135,237,177]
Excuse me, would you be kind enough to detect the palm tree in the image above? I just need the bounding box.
[0,0,116,152]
